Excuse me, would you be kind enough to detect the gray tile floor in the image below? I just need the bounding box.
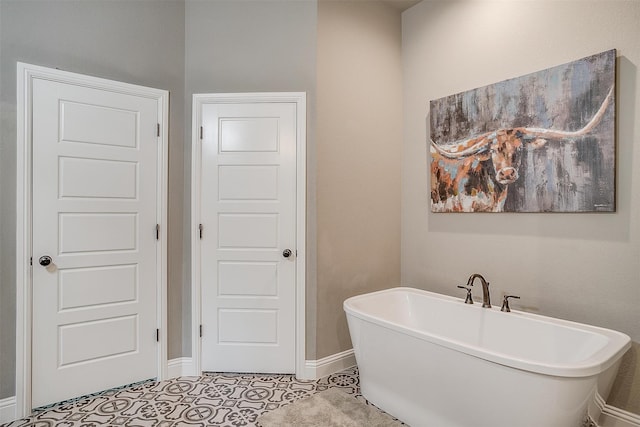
[2,368,599,427]
[2,367,365,427]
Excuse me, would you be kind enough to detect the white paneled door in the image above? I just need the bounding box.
[197,99,299,373]
[30,73,166,408]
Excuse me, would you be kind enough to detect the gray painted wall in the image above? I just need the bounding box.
[0,0,186,399]
[183,0,318,358]
[315,0,403,359]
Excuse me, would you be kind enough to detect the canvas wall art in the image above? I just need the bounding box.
[429,49,616,213]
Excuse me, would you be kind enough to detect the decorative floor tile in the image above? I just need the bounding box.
[2,367,369,427]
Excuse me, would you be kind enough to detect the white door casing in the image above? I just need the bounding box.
[191,93,306,376]
[16,63,168,414]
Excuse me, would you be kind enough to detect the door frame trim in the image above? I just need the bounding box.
[15,62,169,417]
[190,92,306,377]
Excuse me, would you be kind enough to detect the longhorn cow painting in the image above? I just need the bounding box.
[429,49,616,213]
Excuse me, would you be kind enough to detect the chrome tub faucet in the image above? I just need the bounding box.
[466,273,491,308]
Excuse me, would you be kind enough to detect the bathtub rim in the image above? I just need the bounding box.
[344,286,631,378]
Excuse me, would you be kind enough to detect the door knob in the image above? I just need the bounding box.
[282,249,292,258]
[39,255,52,266]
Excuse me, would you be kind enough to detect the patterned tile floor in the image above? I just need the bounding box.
[2,367,368,427]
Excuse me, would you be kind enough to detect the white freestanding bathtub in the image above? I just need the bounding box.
[344,287,631,427]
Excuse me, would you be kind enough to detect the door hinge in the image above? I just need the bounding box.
[156,329,160,342]
[156,224,160,240]
[199,324,203,338]
[200,126,203,139]
[199,224,203,239]
[30,257,33,266]
[157,123,160,137]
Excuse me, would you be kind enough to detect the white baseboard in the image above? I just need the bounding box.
[0,396,17,424]
[303,349,356,380]
[595,392,640,427]
[167,357,197,378]
[168,350,355,382]
[599,406,640,427]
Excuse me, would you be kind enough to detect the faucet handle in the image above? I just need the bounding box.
[501,295,520,312]
[457,285,474,304]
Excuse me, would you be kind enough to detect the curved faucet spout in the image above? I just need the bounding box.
[466,274,491,308]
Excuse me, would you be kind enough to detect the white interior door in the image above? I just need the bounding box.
[31,74,165,408]
[198,100,298,373]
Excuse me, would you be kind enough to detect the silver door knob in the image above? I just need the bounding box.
[39,255,52,266]
[282,249,292,258]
